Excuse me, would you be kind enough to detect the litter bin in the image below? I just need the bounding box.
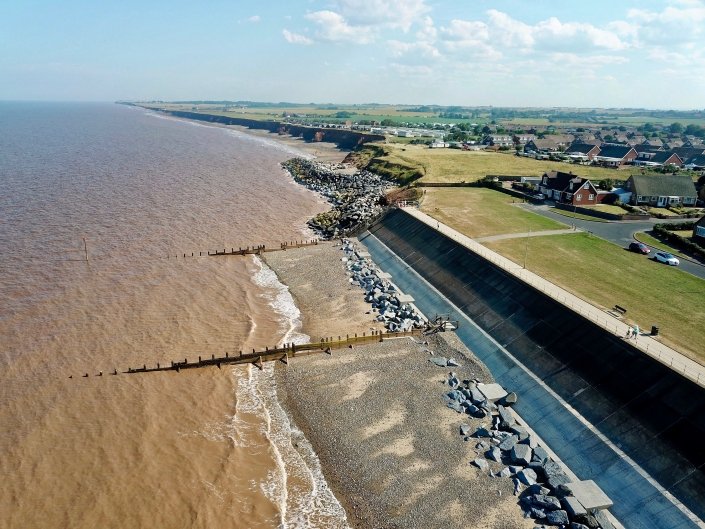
[651,325,659,336]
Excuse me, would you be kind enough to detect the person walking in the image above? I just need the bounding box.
[633,325,640,340]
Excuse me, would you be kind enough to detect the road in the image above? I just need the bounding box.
[520,204,705,280]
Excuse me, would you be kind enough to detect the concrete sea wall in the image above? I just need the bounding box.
[367,208,705,522]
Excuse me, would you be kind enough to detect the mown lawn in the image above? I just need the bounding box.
[378,144,643,183]
[420,188,567,238]
[484,232,705,362]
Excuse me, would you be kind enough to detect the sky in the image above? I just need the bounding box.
[1,0,704,109]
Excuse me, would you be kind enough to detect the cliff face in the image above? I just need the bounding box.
[165,110,385,150]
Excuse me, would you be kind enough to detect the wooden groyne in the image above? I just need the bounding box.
[73,328,431,379]
[166,239,319,259]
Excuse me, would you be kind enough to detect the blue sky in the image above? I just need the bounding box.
[1,0,704,108]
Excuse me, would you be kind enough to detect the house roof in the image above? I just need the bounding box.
[596,144,636,159]
[672,146,705,160]
[629,174,696,197]
[541,171,590,192]
[684,154,705,167]
[634,144,663,154]
[566,142,599,155]
[649,151,682,165]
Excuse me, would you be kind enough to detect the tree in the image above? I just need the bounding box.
[604,134,614,142]
[669,122,684,134]
[598,179,614,190]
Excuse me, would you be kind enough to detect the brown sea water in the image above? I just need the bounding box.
[0,103,349,529]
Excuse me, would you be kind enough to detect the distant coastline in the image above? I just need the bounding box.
[120,102,385,151]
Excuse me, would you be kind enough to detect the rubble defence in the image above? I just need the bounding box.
[282,158,392,238]
[434,358,614,529]
[340,239,425,333]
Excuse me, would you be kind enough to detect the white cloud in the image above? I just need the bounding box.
[282,29,313,45]
[247,15,260,23]
[486,10,534,48]
[305,10,375,43]
[628,2,705,45]
[334,0,430,32]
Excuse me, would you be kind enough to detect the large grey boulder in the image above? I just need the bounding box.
[512,444,533,466]
[486,446,503,462]
[545,510,569,526]
[497,405,516,429]
[517,468,538,486]
[472,458,489,471]
[429,357,448,367]
[498,435,519,452]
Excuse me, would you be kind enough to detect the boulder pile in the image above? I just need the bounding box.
[282,158,392,238]
[429,361,612,529]
[341,239,425,332]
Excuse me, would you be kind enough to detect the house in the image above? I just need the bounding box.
[565,142,601,161]
[538,171,603,205]
[593,144,638,167]
[483,134,514,147]
[626,174,698,207]
[633,151,683,168]
[684,154,705,170]
[693,216,705,246]
[513,133,536,144]
[672,146,705,162]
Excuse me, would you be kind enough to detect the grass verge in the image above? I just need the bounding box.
[420,187,567,238]
[484,232,705,362]
[550,210,610,223]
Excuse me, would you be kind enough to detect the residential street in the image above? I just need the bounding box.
[520,203,705,280]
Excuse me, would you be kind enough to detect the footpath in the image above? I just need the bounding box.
[403,207,705,389]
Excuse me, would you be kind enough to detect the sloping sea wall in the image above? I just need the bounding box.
[368,208,705,520]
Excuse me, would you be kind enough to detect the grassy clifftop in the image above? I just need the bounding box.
[345,143,424,185]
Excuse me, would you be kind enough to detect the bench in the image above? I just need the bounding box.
[613,305,627,316]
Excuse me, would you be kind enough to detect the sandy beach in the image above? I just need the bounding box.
[265,242,534,529]
[223,123,353,164]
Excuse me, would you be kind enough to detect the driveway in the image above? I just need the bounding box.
[520,203,705,280]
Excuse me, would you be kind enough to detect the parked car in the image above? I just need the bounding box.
[628,242,650,254]
[535,193,546,200]
[653,251,680,266]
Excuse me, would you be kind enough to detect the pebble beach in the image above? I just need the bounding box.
[265,242,535,529]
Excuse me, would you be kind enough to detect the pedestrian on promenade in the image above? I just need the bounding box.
[633,325,640,339]
[625,327,632,339]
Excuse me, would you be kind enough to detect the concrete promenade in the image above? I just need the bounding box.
[404,207,705,389]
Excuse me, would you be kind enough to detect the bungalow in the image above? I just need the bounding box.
[626,174,697,207]
[565,142,601,161]
[693,216,705,246]
[513,133,536,144]
[632,151,683,168]
[684,154,705,170]
[483,134,514,147]
[538,171,603,205]
[593,144,638,167]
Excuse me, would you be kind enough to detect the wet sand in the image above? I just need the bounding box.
[265,242,534,529]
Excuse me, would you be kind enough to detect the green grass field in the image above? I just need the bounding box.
[420,188,567,238]
[377,144,645,183]
[484,232,705,361]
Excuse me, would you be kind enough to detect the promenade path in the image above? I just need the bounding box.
[404,206,705,389]
[475,227,578,243]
